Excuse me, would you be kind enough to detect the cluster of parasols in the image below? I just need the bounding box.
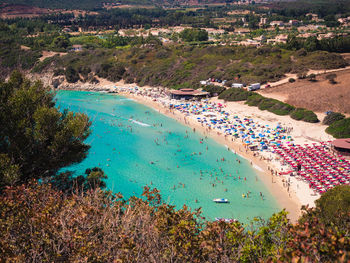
[173,101,292,151]
[169,100,349,194]
[272,142,350,193]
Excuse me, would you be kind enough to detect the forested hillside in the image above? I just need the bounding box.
[1,0,113,10]
[1,0,229,10]
[37,44,347,89]
[267,0,350,17]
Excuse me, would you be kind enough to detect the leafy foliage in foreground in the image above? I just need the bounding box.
[312,185,350,231]
[0,182,349,262]
[0,72,91,190]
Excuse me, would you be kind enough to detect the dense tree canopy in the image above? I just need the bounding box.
[179,28,209,42]
[0,72,91,190]
[285,35,350,53]
[313,185,350,230]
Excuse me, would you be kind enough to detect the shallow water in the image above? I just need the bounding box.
[55,90,280,223]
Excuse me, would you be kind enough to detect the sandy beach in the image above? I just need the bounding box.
[124,94,302,221]
[57,80,339,222]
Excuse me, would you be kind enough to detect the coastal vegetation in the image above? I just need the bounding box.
[0,181,349,262]
[0,73,349,262]
[0,15,349,91]
[218,88,319,123]
[33,44,347,89]
[202,85,226,96]
[289,108,319,123]
[0,72,104,192]
[218,88,252,102]
[326,117,350,138]
[323,112,345,125]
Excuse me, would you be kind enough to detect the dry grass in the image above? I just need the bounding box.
[259,68,350,115]
[40,51,67,62]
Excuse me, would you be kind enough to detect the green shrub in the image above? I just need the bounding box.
[323,112,345,125]
[53,68,65,76]
[314,185,350,229]
[290,108,305,120]
[308,73,317,82]
[297,72,307,79]
[155,50,169,59]
[254,97,295,116]
[325,73,337,84]
[269,101,295,116]
[179,28,208,42]
[96,63,125,82]
[258,98,277,111]
[218,88,252,101]
[326,118,350,138]
[295,48,307,57]
[65,66,80,83]
[289,78,295,83]
[291,108,319,123]
[31,57,56,73]
[202,85,226,96]
[96,63,112,79]
[245,94,264,106]
[303,110,319,123]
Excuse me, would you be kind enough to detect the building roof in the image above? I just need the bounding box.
[170,89,209,96]
[331,138,350,150]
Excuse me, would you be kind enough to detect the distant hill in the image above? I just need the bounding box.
[0,0,113,10]
[264,0,350,16]
[1,0,230,11]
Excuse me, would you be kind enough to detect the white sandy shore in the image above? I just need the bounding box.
[57,81,335,222]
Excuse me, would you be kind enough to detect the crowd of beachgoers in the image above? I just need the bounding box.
[113,85,350,205]
[169,100,349,193]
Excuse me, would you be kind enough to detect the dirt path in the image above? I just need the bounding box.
[40,51,67,61]
[267,66,350,88]
[259,68,350,114]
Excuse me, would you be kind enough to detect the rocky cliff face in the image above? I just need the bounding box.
[29,72,117,91]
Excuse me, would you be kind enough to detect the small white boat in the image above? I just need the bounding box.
[213,198,229,203]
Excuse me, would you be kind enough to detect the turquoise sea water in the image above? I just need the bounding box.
[55,90,280,223]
